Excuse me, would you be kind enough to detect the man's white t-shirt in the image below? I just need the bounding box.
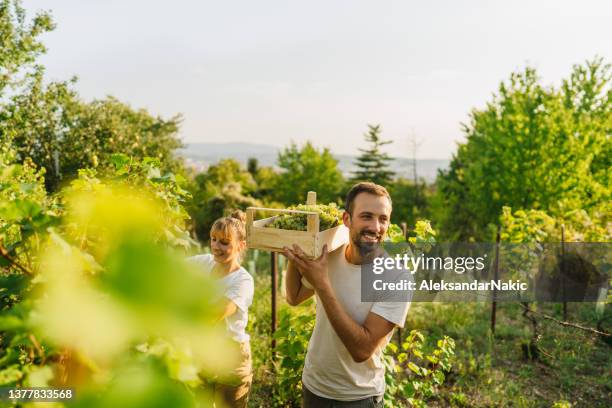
[302,244,411,401]
[188,254,254,343]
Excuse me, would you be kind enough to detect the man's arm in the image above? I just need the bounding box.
[316,282,395,362]
[284,244,395,362]
[284,257,315,306]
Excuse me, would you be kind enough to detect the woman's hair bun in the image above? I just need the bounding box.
[229,209,246,223]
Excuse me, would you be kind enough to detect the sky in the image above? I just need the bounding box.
[23,0,612,159]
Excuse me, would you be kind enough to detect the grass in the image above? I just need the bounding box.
[413,302,611,407]
[244,253,611,407]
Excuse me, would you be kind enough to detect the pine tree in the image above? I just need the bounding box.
[247,157,259,175]
[351,124,395,186]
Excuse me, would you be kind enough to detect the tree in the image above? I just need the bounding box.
[0,0,54,97]
[185,159,260,241]
[273,142,344,205]
[192,182,260,242]
[0,1,183,192]
[429,153,480,241]
[432,58,611,241]
[192,159,256,200]
[1,73,183,191]
[351,124,395,186]
[247,157,258,175]
[388,177,430,226]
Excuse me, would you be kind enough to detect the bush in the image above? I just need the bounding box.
[384,330,456,407]
[272,302,316,407]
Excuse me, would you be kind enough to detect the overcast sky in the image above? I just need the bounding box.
[23,0,612,158]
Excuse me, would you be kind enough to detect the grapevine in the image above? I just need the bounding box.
[266,203,343,231]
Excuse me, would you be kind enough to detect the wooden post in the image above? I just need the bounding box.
[491,226,501,335]
[271,251,278,360]
[561,225,567,321]
[307,213,319,234]
[306,191,317,205]
[306,191,319,257]
[245,208,255,248]
[400,222,407,239]
[396,222,409,346]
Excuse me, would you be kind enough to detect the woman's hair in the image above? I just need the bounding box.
[210,209,247,244]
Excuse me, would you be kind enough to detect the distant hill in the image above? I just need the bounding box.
[176,142,449,183]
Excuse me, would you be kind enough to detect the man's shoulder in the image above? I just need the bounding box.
[328,243,347,258]
[326,243,348,265]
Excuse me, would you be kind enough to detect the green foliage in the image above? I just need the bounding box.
[385,220,436,255]
[193,159,257,200]
[272,303,315,407]
[433,58,611,241]
[274,142,344,205]
[351,124,395,186]
[501,203,610,244]
[0,144,57,272]
[185,159,261,241]
[385,223,406,244]
[388,177,430,226]
[251,165,279,200]
[0,0,54,96]
[500,207,558,244]
[1,72,183,191]
[403,302,611,407]
[267,203,343,231]
[247,157,259,176]
[0,155,232,406]
[383,330,456,407]
[408,220,437,246]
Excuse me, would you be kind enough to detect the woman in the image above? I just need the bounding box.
[189,210,254,408]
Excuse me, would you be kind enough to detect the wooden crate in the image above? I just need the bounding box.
[246,191,349,258]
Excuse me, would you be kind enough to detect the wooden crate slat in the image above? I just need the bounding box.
[246,207,318,215]
[248,226,317,257]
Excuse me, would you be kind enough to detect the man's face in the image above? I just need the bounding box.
[342,192,392,256]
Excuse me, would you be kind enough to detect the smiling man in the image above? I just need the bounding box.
[283,182,411,407]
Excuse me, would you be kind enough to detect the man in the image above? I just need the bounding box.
[283,182,411,407]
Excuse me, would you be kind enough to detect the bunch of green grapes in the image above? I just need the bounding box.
[267,203,343,231]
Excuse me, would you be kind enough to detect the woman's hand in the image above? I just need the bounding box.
[217,300,238,321]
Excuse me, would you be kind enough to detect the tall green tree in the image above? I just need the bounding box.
[432,57,611,241]
[247,157,258,175]
[351,124,395,186]
[0,0,54,97]
[388,177,430,226]
[274,142,344,205]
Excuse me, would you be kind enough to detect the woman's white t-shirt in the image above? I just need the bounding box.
[188,254,254,344]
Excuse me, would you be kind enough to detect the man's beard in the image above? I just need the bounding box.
[351,229,383,259]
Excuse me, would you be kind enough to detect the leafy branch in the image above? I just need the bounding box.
[0,240,33,275]
[518,302,611,338]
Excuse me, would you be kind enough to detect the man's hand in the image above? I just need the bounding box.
[284,243,397,363]
[282,244,329,291]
